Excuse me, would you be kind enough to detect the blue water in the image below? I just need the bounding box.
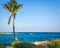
[0,32,60,44]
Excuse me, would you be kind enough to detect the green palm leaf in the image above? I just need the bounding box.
[3,0,23,13]
[14,4,23,12]
[3,4,11,12]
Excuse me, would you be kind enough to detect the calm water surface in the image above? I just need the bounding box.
[0,32,60,44]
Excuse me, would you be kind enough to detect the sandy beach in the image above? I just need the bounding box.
[32,41,48,46]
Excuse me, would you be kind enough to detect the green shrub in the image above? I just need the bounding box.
[2,42,11,46]
[47,39,60,48]
[36,45,46,48]
[0,42,12,48]
[13,42,36,48]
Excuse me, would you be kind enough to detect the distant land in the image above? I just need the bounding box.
[0,32,60,34]
[0,32,13,34]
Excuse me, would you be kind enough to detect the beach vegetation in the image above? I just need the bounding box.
[13,42,36,48]
[47,39,60,48]
[0,39,60,48]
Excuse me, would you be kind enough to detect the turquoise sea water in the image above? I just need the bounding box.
[0,32,60,44]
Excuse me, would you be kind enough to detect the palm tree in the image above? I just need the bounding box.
[3,0,23,41]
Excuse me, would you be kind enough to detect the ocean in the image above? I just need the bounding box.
[0,32,60,44]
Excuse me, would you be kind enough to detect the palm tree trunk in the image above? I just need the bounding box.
[12,13,16,41]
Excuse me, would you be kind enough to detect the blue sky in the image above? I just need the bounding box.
[0,0,60,32]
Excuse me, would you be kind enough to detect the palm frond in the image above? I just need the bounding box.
[3,4,11,12]
[3,0,23,13]
[9,0,18,12]
[13,0,17,6]
[14,4,23,12]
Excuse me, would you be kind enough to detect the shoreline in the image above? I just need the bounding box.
[32,41,48,46]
